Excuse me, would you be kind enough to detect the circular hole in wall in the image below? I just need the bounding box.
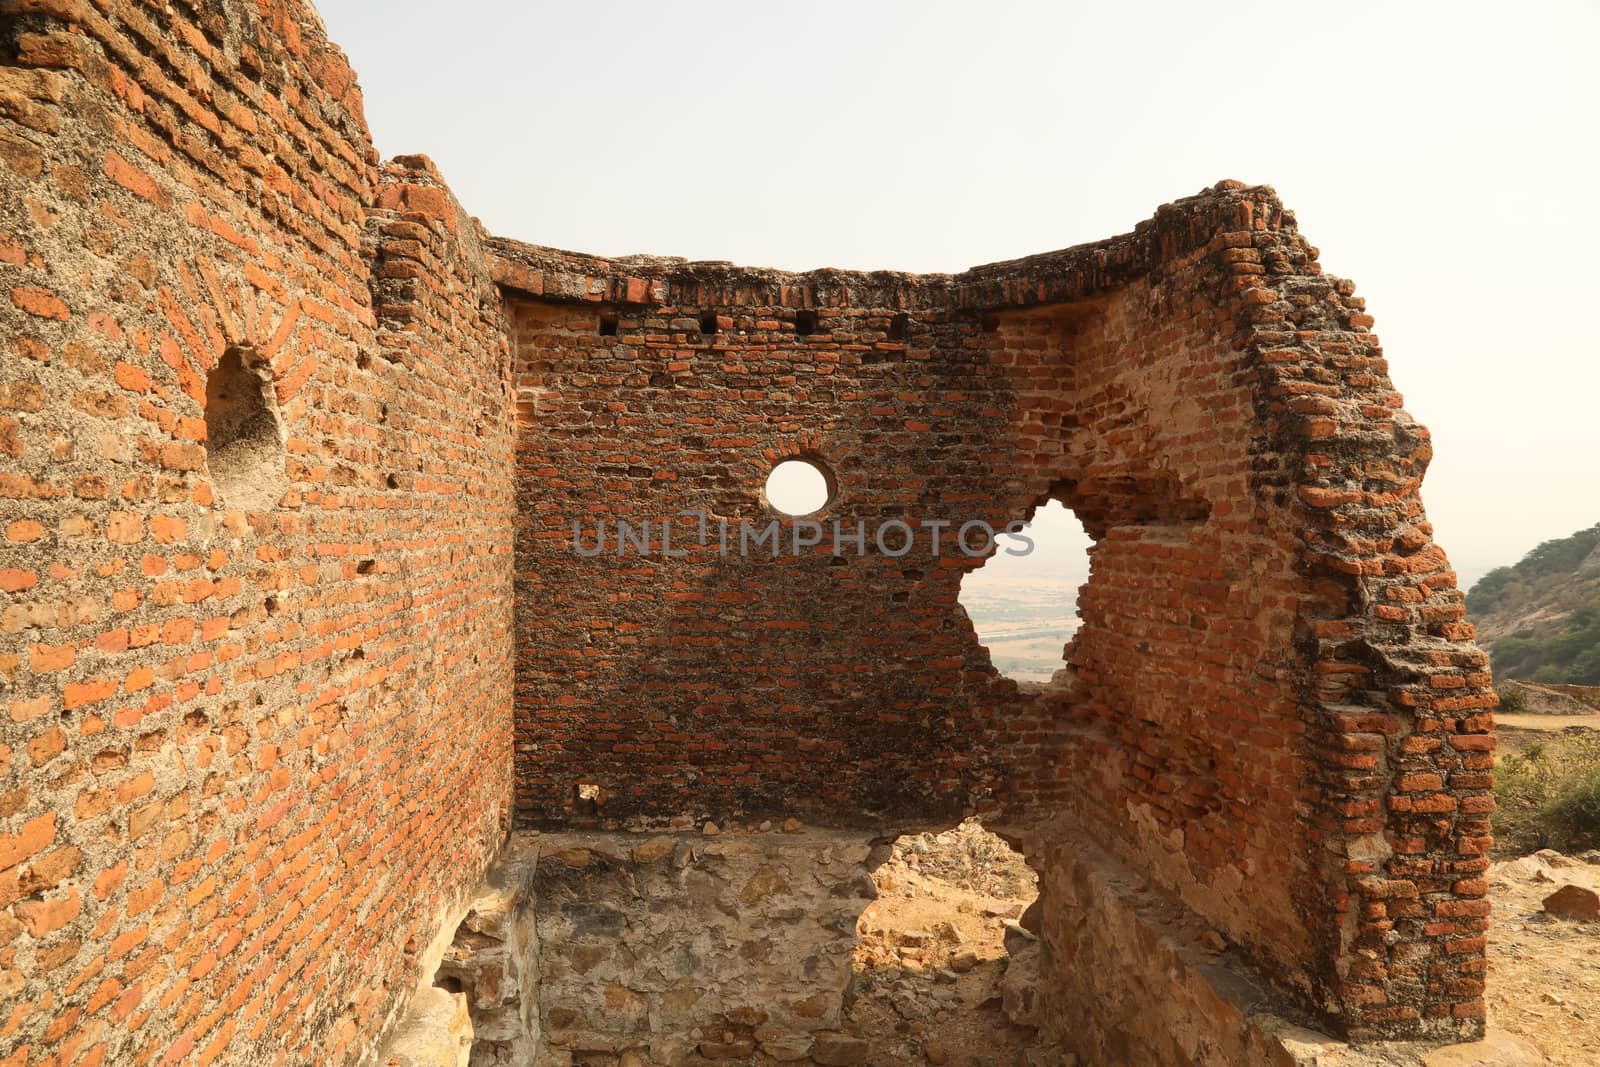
[764,459,832,516]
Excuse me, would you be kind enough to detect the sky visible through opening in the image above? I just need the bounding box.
[314,0,1600,588]
[765,460,830,516]
[959,502,1091,683]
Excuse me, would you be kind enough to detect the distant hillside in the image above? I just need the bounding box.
[1467,523,1600,685]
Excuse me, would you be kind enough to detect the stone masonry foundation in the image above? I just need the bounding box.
[384,826,1526,1067]
[406,829,883,1067]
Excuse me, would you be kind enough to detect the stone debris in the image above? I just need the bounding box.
[1542,884,1600,921]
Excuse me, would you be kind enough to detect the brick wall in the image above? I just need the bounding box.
[496,182,1493,1041]
[0,0,1493,1054]
[503,274,1013,829]
[1,2,513,1064]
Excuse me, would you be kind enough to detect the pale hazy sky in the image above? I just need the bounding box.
[317,0,1599,588]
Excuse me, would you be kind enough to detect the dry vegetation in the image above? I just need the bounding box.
[1495,726,1600,857]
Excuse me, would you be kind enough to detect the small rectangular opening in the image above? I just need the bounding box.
[980,312,1001,333]
[888,312,909,341]
[598,311,619,336]
[795,309,818,336]
[699,311,719,335]
[575,782,603,816]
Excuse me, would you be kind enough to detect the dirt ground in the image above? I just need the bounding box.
[844,821,1047,1066]
[1499,713,1600,733]
[1487,850,1600,1065]
[1487,713,1600,1065]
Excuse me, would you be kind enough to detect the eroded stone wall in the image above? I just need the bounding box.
[0,2,513,1064]
[433,830,880,1067]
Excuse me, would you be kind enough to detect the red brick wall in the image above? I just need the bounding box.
[972,284,1320,994]
[1237,204,1497,1039]
[1,3,513,1064]
[0,0,1491,1050]
[495,182,1493,1041]
[974,194,1494,1040]
[505,286,1015,828]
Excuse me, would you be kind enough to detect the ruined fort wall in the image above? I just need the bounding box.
[494,183,1494,1044]
[1232,208,1497,1040]
[975,279,1316,995]
[0,0,1495,1057]
[1,2,513,1064]
[1013,193,1493,1043]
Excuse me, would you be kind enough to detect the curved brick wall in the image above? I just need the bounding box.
[1,2,513,1064]
[495,184,1493,1041]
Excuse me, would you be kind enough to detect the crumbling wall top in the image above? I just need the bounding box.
[488,180,1301,314]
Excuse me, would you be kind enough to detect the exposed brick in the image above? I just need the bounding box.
[0,2,1492,1062]
[15,888,81,937]
[10,285,69,320]
[0,812,56,871]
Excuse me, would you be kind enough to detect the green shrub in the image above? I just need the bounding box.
[1543,764,1600,849]
[1496,685,1527,713]
[1494,732,1600,854]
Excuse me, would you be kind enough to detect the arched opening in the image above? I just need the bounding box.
[958,500,1092,683]
[204,347,285,511]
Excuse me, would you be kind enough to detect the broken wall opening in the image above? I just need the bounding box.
[851,819,1051,1065]
[958,500,1092,684]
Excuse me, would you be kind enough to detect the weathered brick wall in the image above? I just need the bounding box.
[1239,206,1497,1039]
[1,2,513,1064]
[974,280,1319,997]
[502,271,1016,829]
[963,193,1493,1040]
[0,0,1492,1053]
[496,183,1493,1041]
